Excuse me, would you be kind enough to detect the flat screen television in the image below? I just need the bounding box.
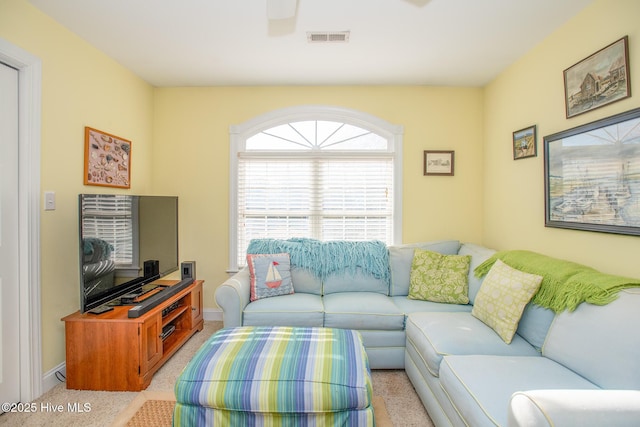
[78,194,179,313]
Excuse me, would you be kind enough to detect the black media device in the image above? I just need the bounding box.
[78,194,179,313]
[161,324,176,340]
[87,305,113,315]
[144,260,159,277]
[119,282,168,304]
[181,261,196,280]
[119,294,139,304]
[128,278,194,318]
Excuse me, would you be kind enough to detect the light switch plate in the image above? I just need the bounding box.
[44,191,56,211]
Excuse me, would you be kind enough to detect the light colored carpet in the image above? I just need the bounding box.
[0,321,433,426]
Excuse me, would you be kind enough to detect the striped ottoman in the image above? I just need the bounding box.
[173,326,374,426]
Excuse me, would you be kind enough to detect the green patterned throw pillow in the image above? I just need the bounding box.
[408,249,471,304]
[472,259,543,344]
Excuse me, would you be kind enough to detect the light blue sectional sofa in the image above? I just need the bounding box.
[216,239,470,369]
[215,239,640,426]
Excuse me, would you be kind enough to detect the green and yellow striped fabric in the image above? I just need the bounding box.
[173,326,374,426]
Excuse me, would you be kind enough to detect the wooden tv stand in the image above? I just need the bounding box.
[62,279,204,391]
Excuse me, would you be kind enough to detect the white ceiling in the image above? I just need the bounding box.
[28,0,594,87]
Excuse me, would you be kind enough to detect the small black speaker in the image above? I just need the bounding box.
[144,260,159,277]
[181,261,196,280]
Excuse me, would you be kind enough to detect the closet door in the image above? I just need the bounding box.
[0,61,20,406]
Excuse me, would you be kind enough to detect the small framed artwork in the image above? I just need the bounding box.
[513,125,537,160]
[563,36,630,119]
[424,150,454,176]
[84,127,131,188]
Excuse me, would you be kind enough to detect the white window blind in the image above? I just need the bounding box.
[238,156,393,258]
[235,121,396,267]
[320,158,393,241]
[81,195,134,265]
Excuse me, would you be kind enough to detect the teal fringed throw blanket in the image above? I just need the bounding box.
[247,238,391,283]
[474,250,640,312]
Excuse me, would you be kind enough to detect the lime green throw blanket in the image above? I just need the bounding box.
[474,250,640,313]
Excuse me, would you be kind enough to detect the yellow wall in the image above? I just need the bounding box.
[1,0,484,375]
[153,86,485,307]
[484,0,640,277]
[0,0,155,372]
[3,0,639,384]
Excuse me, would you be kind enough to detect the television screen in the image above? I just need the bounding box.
[79,194,179,312]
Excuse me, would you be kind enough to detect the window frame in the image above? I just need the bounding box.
[228,105,404,272]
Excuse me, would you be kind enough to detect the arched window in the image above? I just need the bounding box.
[229,105,403,271]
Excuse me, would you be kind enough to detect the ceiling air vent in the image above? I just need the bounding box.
[307,31,350,43]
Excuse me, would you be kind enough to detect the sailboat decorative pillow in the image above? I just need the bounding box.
[247,253,294,301]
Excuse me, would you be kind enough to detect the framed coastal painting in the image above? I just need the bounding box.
[563,36,630,119]
[424,150,454,176]
[513,125,537,160]
[84,127,131,188]
[544,107,640,236]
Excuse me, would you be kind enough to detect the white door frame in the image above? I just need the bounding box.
[0,37,43,402]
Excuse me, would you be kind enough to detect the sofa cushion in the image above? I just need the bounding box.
[509,390,640,427]
[472,260,542,344]
[388,240,461,296]
[515,302,555,350]
[408,249,471,304]
[323,268,389,295]
[543,288,640,389]
[290,266,322,295]
[247,253,294,301]
[405,312,540,377]
[457,243,495,304]
[439,355,599,427]
[391,296,472,315]
[357,330,406,349]
[243,293,324,327]
[323,292,405,330]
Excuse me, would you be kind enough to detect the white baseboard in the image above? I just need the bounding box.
[203,308,223,321]
[42,362,66,395]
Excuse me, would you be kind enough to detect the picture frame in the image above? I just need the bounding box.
[513,125,537,160]
[84,127,131,188]
[544,107,640,236]
[563,36,631,119]
[424,150,454,176]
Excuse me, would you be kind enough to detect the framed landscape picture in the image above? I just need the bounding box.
[513,125,537,160]
[544,107,640,236]
[424,150,454,176]
[563,36,630,119]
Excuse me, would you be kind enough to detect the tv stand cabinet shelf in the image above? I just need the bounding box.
[62,279,204,391]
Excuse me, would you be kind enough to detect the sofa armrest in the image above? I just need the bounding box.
[214,267,251,327]
[508,389,640,427]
